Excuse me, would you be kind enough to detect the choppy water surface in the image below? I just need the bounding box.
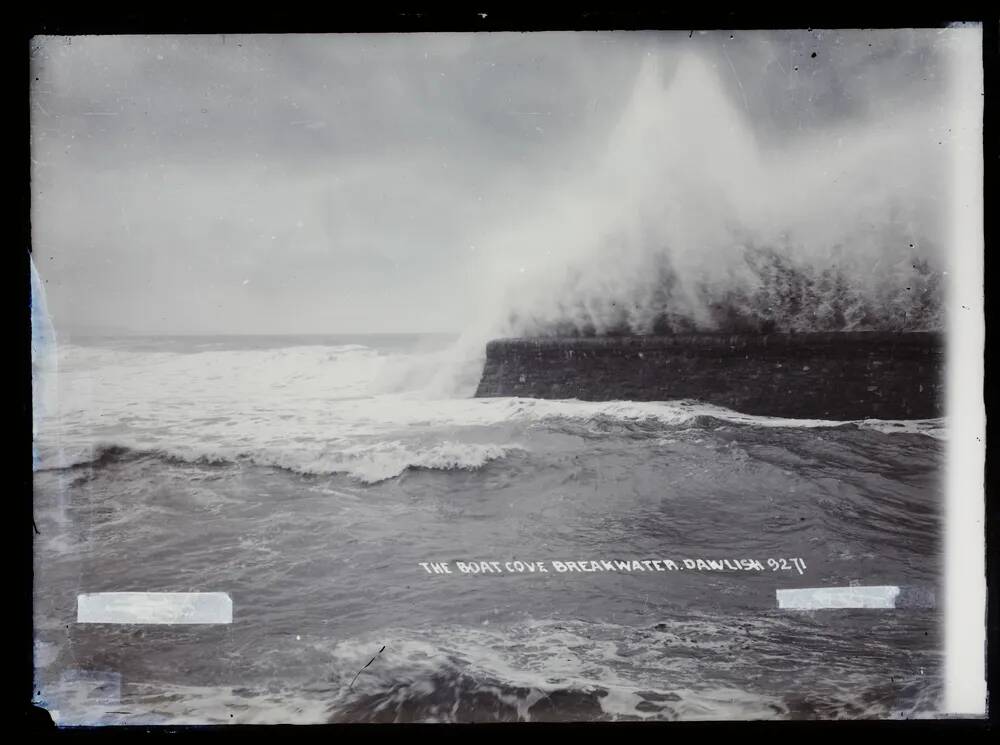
[33,335,944,723]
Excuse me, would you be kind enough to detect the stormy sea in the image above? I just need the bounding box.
[32,333,944,724]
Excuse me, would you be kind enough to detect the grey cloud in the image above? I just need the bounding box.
[30,30,960,335]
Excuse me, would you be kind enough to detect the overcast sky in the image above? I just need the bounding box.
[30,29,967,335]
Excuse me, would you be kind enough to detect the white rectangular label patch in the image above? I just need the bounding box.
[77,592,233,624]
[776,585,901,610]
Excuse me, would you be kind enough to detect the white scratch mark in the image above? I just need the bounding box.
[722,46,750,116]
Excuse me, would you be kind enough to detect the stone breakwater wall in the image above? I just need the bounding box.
[473,333,944,420]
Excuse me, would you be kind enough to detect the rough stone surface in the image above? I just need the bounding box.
[473,332,944,420]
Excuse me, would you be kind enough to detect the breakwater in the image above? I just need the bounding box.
[473,333,944,420]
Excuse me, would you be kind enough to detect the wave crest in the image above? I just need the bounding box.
[35,440,523,485]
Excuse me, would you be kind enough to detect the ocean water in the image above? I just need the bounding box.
[32,334,945,724]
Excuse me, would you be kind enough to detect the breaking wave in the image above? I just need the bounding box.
[34,441,524,485]
[471,52,950,342]
[32,341,945,479]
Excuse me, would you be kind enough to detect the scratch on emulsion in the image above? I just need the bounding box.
[722,44,751,115]
[349,645,386,690]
